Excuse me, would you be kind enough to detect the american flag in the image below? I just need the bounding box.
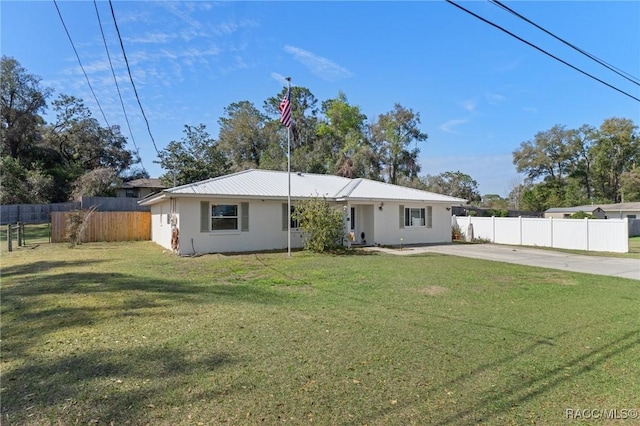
[279,88,292,128]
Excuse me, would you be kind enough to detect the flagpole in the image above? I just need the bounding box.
[286,77,292,257]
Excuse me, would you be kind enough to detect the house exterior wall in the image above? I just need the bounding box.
[373,202,451,246]
[545,212,570,219]
[149,198,454,254]
[150,200,172,250]
[173,198,305,255]
[602,209,640,219]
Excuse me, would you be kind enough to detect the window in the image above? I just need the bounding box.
[200,202,248,232]
[350,207,356,230]
[282,204,299,230]
[405,208,425,227]
[212,204,238,231]
[125,189,137,198]
[402,206,433,228]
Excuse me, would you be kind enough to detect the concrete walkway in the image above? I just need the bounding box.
[365,243,640,281]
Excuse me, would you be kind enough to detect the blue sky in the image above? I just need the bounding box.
[2,1,639,196]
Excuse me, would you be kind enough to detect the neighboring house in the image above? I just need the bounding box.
[545,206,606,219]
[117,178,166,199]
[599,202,640,219]
[139,169,467,255]
[545,202,640,219]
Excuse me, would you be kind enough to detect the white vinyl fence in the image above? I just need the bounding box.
[453,216,629,253]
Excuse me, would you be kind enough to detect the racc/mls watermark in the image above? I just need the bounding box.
[565,408,638,420]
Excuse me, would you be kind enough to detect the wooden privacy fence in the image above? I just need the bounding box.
[51,211,151,243]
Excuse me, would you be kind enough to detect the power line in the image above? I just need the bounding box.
[489,0,640,86]
[53,0,112,127]
[93,0,148,175]
[445,0,640,103]
[108,0,161,156]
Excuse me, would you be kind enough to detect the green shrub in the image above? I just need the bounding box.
[292,197,345,252]
[569,211,593,219]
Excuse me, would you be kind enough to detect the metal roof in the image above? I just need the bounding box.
[545,206,602,213]
[140,169,467,205]
[121,178,166,189]
[546,202,640,213]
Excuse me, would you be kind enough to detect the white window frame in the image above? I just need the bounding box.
[211,204,239,231]
[403,206,433,228]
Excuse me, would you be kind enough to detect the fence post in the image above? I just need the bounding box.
[17,222,24,247]
[7,224,12,252]
[492,216,496,243]
[519,216,523,246]
[585,218,589,251]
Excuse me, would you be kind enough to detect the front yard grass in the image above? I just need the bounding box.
[2,242,639,425]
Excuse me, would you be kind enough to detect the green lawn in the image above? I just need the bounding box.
[2,242,639,425]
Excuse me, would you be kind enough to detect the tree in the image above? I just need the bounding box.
[369,104,427,184]
[1,56,51,159]
[41,94,137,201]
[0,155,53,204]
[264,86,320,173]
[481,194,508,209]
[512,123,597,209]
[156,124,229,186]
[316,92,373,177]
[422,171,480,202]
[620,167,640,202]
[292,196,345,252]
[70,167,119,200]
[506,177,528,210]
[217,101,268,172]
[590,117,639,202]
[567,124,597,201]
[513,124,573,185]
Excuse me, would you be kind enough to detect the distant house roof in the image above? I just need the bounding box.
[121,178,166,189]
[546,202,640,214]
[598,202,640,211]
[139,169,467,206]
[545,205,602,214]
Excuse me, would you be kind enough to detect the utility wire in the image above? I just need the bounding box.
[53,0,112,127]
[445,0,640,103]
[93,0,147,175]
[108,0,161,156]
[490,0,640,86]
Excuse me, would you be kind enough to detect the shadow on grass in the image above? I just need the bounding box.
[0,259,106,278]
[436,328,640,425]
[356,308,640,424]
[1,346,240,425]
[2,268,289,363]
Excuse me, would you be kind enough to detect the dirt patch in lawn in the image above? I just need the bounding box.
[419,285,449,296]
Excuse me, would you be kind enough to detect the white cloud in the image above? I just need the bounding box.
[125,32,174,44]
[460,99,476,112]
[271,72,289,86]
[523,106,538,114]
[439,119,468,134]
[485,91,507,104]
[213,19,259,36]
[283,45,353,81]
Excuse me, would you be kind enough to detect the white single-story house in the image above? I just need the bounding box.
[599,202,640,219]
[139,169,467,255]
[545,202,640,219]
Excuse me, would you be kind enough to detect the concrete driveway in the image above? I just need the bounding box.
[366,243,640,281]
